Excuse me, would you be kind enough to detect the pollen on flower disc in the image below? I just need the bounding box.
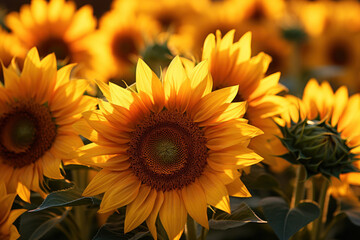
[128,110,208,191]
[0,100,57,168]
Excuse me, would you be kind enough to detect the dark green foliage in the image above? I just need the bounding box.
[261,197,320,240]
[277,118,359,178]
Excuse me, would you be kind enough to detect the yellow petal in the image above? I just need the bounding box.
[0,194,16,222]
[192,86,239,123]
[199,172,230,214]
[83,169,122,197]
[3,63,20,91]
[109,82,135,108]
[1,209,27,237]
[94,79,111,101]
[21,47,41,80]
[181,180,209,229]
[331,86,348,127]
[76,143,124,161]
[202,33,215,61]
[159,190,187,240]
[125,186,157,233]
[208,148,263,168]
[146,191,164,240]
[199,102,247,126]
[42,152,63,179]
[226,178,251,197]
[99,172,141,213]
[164,56,187,97]
[236,31,252,63]
[16,182,30,203]
[56,63,76,88]
[82,111,130,144]
[73,118,99,142]
[136,58,165,111]
[248,72,281,100]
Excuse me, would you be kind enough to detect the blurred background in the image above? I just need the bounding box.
[1,0,360,97]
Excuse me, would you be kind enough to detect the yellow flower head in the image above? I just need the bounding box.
[0,183,26,240]
[76,57,263,240]
[0,48,96,202]
[5,0,97,78]
[202,30,289,170]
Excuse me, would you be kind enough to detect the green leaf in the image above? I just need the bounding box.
[261,197,320,240]
[19,208,72,240]
[209,202,266,230]
[343,209,360,226]
[31,188,100,212]
[93,207,151,240]
[42,178,74,193]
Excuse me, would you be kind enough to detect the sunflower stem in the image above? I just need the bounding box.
[312,177,330,240]
[72,169,90,240]
[186,215,197,240]
[200,226,208,240]
[291,165,306,209]
[321,212,346,240]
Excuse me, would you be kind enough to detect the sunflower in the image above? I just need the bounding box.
[277,79,360,190]
[0,48,96,202]
[0,183,26,240]
[5,0,97,79]
[89,8,161,84]
[75,56,263,239]
[202,30,289,170]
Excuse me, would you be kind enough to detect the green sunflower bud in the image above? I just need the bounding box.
[277,119,359,178]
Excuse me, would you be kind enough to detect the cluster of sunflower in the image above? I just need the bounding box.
[0,0,360,240]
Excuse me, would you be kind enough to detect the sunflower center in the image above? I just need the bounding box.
[328,41,351,66]
[112,33,139,64]
[128,110,208,191]
[37,37,70,61]
[0,100,57,168]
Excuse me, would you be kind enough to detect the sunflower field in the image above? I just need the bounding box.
[0,0,360,239]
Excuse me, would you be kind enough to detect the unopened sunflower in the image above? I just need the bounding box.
[0,183,26,240]
[0,48,96,202]
[202,30,289,171]
[276,79,360,179]
[75,57,263,240]
[5,0,97,79]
